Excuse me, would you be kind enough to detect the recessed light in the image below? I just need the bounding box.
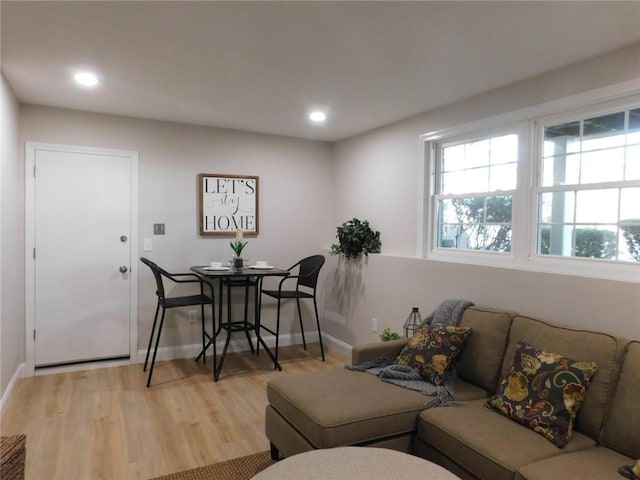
[309,111,327,123]
[74,71,99,87]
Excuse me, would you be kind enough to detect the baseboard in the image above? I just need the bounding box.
[135,331,354,365]
[135,331,324,364]
[0,362,26,416]
[321,332,353,359]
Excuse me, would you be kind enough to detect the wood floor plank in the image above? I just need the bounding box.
[1,345,346,480]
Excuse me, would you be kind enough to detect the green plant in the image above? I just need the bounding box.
[330,218,381,259]
[380,328,401,341]
[620,219,640,262]
[230,230,248,257]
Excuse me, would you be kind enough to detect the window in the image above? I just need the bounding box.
[435,133,518,253]
[536,107,640,262]
[422,92,640,282]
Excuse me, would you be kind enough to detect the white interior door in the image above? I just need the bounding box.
[32,145,134,367]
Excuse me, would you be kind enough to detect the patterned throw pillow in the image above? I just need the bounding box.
[485,342,599,448]
[394,323,472,385]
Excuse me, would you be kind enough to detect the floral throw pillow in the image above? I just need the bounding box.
[485,342,599,448]
[394,324,472,385]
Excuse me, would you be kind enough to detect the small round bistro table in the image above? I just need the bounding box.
[251,446,462,480]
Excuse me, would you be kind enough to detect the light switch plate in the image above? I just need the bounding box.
[143,238,152,251]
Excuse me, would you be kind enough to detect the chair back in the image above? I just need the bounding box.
[296,255,325,290]
[140,257,167,300]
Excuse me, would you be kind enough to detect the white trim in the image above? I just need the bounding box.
[0,363,26,415]
[34,358,131,376]
[25,142,139,375]
[19,332,348,379]
[134,331,323,364]
[321,332,353,359]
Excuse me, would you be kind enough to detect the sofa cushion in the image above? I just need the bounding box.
[394,324,472,385]
[267,369,487,449]
[486,341,598,448]
[499,316,623,439]
[417,399,596,480]
[456,307,515,392]
[600,340,640,459]
[515,446,634,480]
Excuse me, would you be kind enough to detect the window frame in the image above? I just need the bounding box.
[420,88,640,284]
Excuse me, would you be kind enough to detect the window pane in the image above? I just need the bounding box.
[582,112,625,151]
[485,195,513,222]
[620,187,640,220]
[574,226,617,259]
[437,195,512,252]
[629,108,640,133]
[619,219,640,262]
[575,189,618,224]
[544,121,580,155]
[581,147,625,183]
[538,224,573,256]
[442,144,465,172]
[542,153,580,186]
[626,145,640,180]
[489,163,517,191]
[490,134,517,165]
[441,134,517,195]
[438,199,461,224]
[467,140,490,168]
[539,191,575,223]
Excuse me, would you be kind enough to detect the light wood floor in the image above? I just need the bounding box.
[1,344,347,480]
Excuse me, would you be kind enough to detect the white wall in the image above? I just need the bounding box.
[326,44,640,343]
[1,74,24,398]
[18,106,334,354]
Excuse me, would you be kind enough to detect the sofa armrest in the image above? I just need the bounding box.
[351,339,408,365]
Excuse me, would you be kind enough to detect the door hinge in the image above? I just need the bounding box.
[33,329,36,341]
[33,165,36,177]
[33,248,36,259]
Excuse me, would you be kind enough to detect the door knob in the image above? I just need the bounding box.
[119,265,128,273]
[120,235,128,242]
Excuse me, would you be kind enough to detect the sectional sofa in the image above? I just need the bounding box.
[264,306,639,480]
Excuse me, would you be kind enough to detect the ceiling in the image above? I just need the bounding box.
[2,1,640,142]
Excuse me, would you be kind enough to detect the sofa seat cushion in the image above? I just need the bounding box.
[515,446,634,480]
[600,341,640,459]
[267,369,488,449]
[417,399,596,480]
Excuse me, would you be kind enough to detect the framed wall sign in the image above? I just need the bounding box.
[198,173,259,235]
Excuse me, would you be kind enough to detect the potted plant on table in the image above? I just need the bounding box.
[230,230,248,268]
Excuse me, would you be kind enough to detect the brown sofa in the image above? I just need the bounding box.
[265,306,639,480]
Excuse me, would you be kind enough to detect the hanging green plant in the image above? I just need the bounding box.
[330,218,381,259]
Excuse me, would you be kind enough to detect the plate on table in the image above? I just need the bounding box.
[248,265,274,270]
[203,266,231,271]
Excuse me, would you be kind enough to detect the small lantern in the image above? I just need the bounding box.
[403,307,423,338]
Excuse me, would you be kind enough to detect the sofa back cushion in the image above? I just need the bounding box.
[600,340,639,458]
[457,307,515,393]
[499,316,624,440]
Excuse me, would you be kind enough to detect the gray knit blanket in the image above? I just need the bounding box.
[347,299,474,408]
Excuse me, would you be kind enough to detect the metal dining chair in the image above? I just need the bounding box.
[259,255,326,366]
[140,257,216,387]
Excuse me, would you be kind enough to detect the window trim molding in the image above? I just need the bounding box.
[419,79,640,284]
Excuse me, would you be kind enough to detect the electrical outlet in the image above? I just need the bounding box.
[188,310,197,323]
[371,317,378,333]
